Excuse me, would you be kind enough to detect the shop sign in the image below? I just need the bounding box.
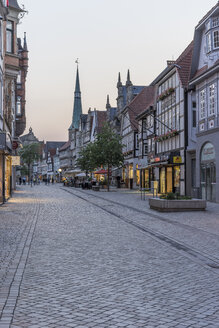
[12,156,20,166]
[173,156,182,164]
[0,132,6,150]
[150,157,160,163]
[201,142,215,162]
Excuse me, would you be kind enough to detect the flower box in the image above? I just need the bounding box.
[149,198,206,212]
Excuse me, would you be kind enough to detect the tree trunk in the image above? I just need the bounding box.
[28,164,31,184]
[107,164,110,192]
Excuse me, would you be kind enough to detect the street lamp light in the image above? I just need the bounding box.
[58,168,62,183]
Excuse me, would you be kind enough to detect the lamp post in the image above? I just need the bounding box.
[58,168,62,183]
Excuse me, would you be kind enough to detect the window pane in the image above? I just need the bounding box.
[6,21,13,30]
[214,31,219,48]
[6,31,12,52]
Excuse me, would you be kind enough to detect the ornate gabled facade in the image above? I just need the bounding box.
[120,86,155,189]
[188,2,219,202]
[0,0,28,202]
[150,42,193,196]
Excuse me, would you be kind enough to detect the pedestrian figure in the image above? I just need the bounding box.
[19,176,22,185]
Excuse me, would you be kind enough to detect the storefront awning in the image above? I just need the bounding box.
[76,172,86,177]
[94,169,108,174]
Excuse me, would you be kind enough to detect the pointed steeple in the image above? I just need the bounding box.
[106,95,111,110]
[70,63,82,130]
[117,72,122,88]
[23,32,28,51]
[126,69,132,87]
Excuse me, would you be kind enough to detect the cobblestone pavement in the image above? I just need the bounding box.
[0,185,219,328]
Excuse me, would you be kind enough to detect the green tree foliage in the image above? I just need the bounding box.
[19,143,40,180]
[77,123,124,191]
[77,142,97,175]
[95,123,124,191]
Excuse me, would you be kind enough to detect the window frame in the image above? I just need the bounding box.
[209,83,216,116]
[200,89,206,120]
[6,20,14,53]
[213,30,219,49]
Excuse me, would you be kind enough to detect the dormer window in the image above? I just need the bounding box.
[213,30,219,48]
[212,17,219,28]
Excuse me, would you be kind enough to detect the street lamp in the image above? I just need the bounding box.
[58,168,62,183]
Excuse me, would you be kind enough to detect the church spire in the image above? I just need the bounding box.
[106,95,111,110]
[117,72,122,88]
[126,69,132,87]
[70,61,82,130]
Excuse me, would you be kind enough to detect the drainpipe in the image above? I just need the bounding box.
[184,88,188,196]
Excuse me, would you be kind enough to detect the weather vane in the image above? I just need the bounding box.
[75,58,79,65]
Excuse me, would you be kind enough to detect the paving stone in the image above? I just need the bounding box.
[0,185,218,327]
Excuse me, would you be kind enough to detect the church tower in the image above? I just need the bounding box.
[70,63,82,130]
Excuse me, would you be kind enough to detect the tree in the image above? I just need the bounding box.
[19,143,40,181]
[77,142,97,176]
[95,123,124,191]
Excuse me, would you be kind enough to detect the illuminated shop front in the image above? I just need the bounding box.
[5,155,12,200]
[149,153,183,194]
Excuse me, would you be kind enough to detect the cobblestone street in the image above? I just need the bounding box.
[0,185,219,328]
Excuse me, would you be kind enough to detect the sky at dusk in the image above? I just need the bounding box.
[17,0,217,142]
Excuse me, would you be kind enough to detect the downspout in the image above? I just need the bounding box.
[184,88,188,196]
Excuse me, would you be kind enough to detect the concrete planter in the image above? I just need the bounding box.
[149,198,206,212]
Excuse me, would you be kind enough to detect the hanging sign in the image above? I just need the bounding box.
[12,156,20,166]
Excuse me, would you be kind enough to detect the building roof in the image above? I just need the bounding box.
[126,86,155,130]
[8,0,22,10]
[96,111,107,133]
[59,140,70,151]
[45,141,65,153]
[151,41,193,88]
[196,1,219,28]
[192,65,208,80]
[20,127,39,144]
[175,41,194,88]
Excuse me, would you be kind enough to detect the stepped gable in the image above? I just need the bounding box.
[127,86,155,130]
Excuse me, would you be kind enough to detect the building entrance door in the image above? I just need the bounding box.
[160,167,165,194]
[200,142,216,202]
[201,164,216,202]
[166,167,173,193]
